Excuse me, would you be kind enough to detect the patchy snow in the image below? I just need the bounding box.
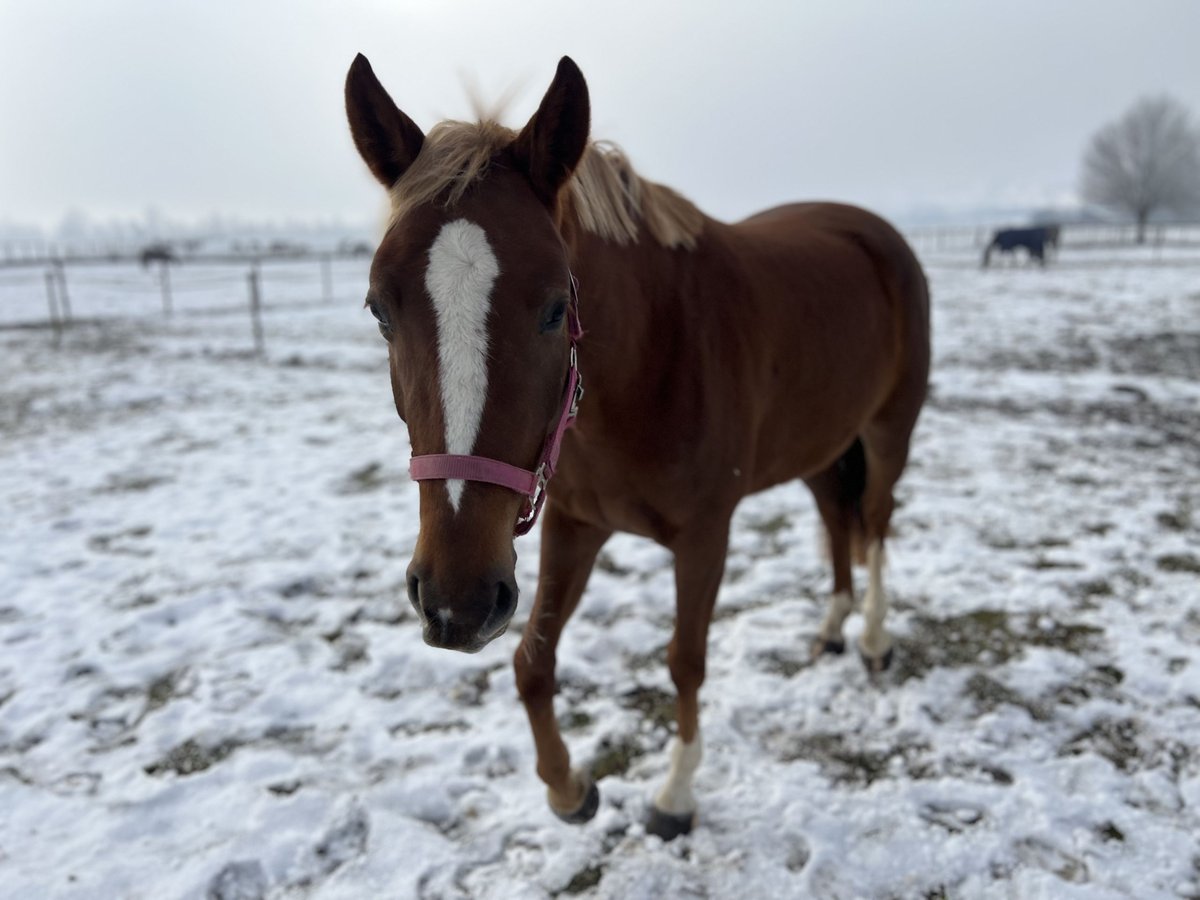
[1,246,1199,899]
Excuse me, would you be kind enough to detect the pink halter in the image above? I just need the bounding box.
[409,275,584,536]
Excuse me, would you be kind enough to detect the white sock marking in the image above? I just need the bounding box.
[424,219,500,511]
[859,540,891,658]
[819,589,854,644]
[654,734,702,816]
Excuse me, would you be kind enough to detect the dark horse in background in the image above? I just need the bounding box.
[345,55,930,839]
[982,225,1060,267]
[139,243,179,268]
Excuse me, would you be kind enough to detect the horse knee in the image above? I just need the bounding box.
[513,646,555,704]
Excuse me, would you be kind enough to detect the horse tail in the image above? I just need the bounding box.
[834,437,869,564]
[982,241,993,268]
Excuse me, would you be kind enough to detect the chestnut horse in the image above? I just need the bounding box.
[345,54,929,839]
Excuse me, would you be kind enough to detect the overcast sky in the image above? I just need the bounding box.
[2,0,1198,230]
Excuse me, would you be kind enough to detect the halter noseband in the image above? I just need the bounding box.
[408,275,584,536]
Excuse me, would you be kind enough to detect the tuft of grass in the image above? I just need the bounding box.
[1157,553,1200,574]
[777,732,931,787]
[963,673,1051,721]
[450,665,502,707]
[144,737,240,777]
[389,719,468,738]
[623,646,667,672]
[96,474,171,494]
[1025,618,1103,655]
[891,609,1020,682]
[1072,578,1114,599]
[758,648,810,678]
[1060,717,1142,772]
[556,864,604,896]
[891,609,1102,684]
[1029,555,1084,571]
[591,735,646,780]
[144,669,186,714]
[559,710,594,733]
[1156,496,1193,532]
[620,686,676,731]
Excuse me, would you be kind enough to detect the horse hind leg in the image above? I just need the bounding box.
[805,440,865,657]
[856,417,919,674]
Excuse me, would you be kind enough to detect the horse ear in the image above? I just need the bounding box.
[345,54,425,188]
[512,57,590,206]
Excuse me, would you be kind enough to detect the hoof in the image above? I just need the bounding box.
[813,637,846,657]
[859,644,894,675]
[645,805,694,841]
[553,779,600,825]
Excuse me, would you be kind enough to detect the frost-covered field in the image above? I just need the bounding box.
[2,246,1199,899]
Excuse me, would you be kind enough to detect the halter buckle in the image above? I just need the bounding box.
[515,463,549,533]
[569,349,584,418]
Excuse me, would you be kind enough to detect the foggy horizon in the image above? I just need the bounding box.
[3,1,1199,234]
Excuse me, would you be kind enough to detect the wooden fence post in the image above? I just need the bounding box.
[159,260,173,316]
[248,264,264,355]
[54,259,72,322]
[45,270,62,341]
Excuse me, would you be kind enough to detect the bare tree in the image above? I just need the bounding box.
[1081,95,1200,243]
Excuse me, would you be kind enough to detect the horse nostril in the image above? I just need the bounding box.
[407,574,423,617]
[493,578,518,625]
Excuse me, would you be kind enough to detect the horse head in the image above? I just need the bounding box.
[345,54,590,652]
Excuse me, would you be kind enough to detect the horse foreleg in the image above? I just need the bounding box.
[513,501,610,823]
[647,523,729,840]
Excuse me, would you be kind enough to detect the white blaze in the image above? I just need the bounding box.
[424,219,500,511]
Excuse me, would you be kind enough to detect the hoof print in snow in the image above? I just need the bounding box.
[314,806,370,875]
[206,860,267,900]
[920,802,985,833]
[645,805,694,841]
[785,833,811,872]
[462,743,518,777]
[1014,837,1088,884]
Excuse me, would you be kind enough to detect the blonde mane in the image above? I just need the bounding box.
[388,119,704,250]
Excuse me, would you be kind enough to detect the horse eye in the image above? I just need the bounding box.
[540,300,567,334]
[367,299,391,336]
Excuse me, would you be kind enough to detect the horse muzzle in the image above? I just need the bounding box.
[406,566,519,653]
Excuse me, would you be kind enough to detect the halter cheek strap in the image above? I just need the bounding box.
[408,276,584,536]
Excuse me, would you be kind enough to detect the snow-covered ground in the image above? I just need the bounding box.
[2,245,1198,899]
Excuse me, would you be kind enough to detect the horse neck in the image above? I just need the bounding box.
[565,200,716,314]
[562,214,723,400]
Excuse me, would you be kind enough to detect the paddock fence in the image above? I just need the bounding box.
[902,221,1200,255]
[0,246,373,353]
[3,221,1200,342]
